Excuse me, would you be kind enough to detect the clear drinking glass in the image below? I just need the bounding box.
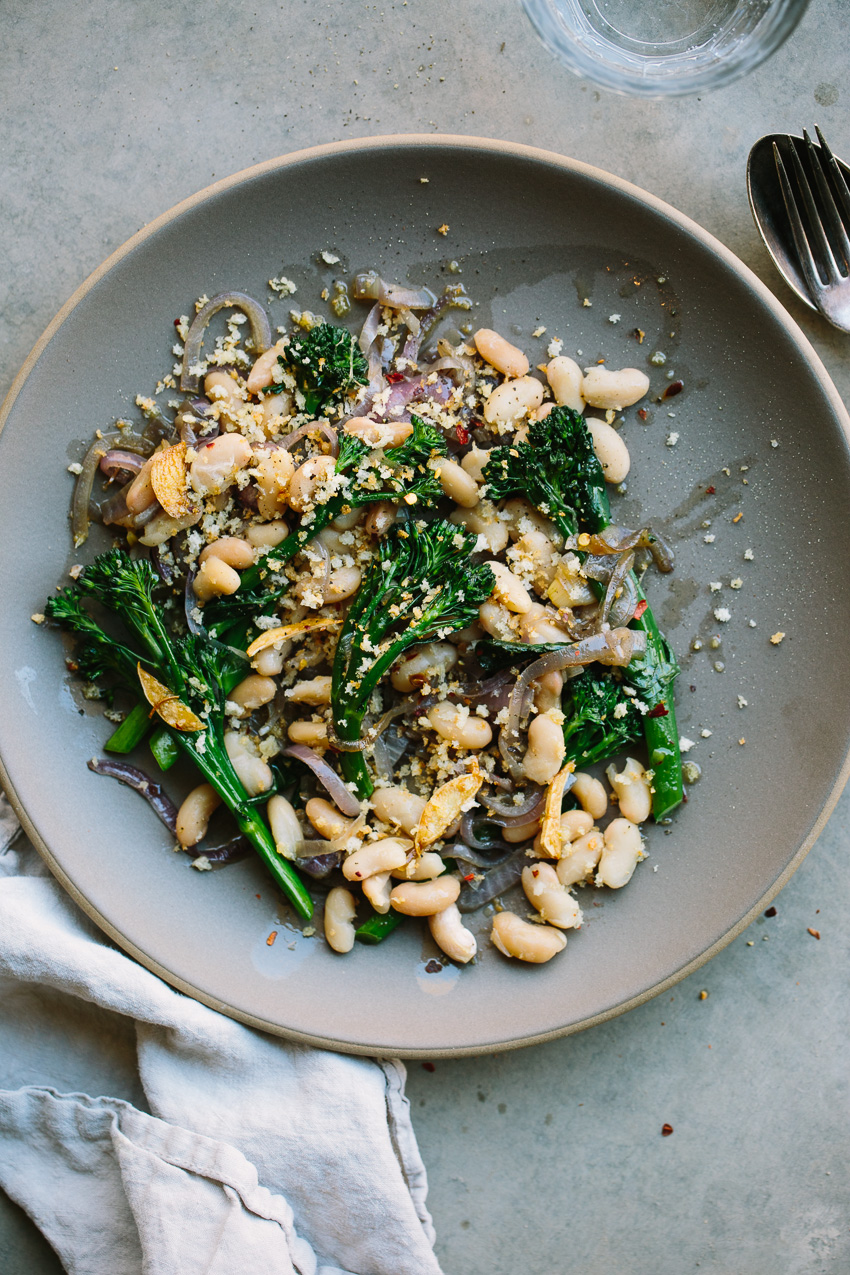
[520,0,811,97]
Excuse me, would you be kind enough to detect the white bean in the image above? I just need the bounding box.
[521,713,566,785]
[246,519,289,548]
[484,376,545,425]
[560,810,595,843]
[255,450,297,519]
[199,536,256,570]
[390,642,458,693]
[205,370,246,422]
[343,416,412,448]
[556,828,604,886]
[287,720,328,748]
[176,784,221,848]
[137,508,201,548]
[606,756,652,824]
[582,365,650,411]
[227,674,277,717]
[427,702,493,749]
[223,731,273,796]
[522,862,582,929]
[390,875,461,916]
[501,498,562,546]
[572,771,608,820]
[478,599,516,642]
[323,566,361,604]
[546,553,596,608]
[324,887,357,953]
[518,602,572,645]
[246,340,288,395]
[305,797,354,841]
[256,391,294,437]
[532,669,563,714]
[330,507,365,531]
[449,499,510,554]
[193,555,241,603]
[503,819,541,844]
[486,560,532,614]
[460,446,490,484]
[253,644,287,676]
[586,419,630,484]
[365,500,398,537]
[490,911,567,963]
[267,795,303,859]
[428,903,477,964]
[362,871,393,914]
[391,852,445,881]
[473,328,529,377]
[509,533,560,594]
[597,817,644,888]
[287,455,336,513]
[529,403,554,423]
[286,676,332,706]
[125,456,157,514]
[371,786,427,836]
[343,837,412,882]
[546,356,585,411]
[431,457,480,508]
[190,433,253,495]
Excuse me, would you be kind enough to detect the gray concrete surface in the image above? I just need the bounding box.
[1,1,849,1271]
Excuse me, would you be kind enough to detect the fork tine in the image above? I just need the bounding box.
[785,136,841,282]
[814,125,850,231]
[803,130,850,273]
[773,142,827,295]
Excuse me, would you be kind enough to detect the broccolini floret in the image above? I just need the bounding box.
[330,520,496,798]
[561,670,643,770]
[268,322,368,416]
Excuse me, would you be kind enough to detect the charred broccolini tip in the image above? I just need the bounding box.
[45,549,314,919]
[561,669,643,770]
[330,519,497,798]
[268,321,369,415]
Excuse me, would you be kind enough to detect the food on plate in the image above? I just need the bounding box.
[45,267,681,965]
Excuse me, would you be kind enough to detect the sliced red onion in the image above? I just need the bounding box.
[457,849,528,913]
[600,551,636,628]
[358,302,383,355]
[130,501,162,530]
[180,292,272,392]
[281,421,339,458]
[191,836,251,867]
[87,758,178,834]
[459,810,515,853]
[479,782,544,823]
[149,545,174,584]
[72,431,153,546]
[294,851,342,879]
[352,271,435,310]
[282,744,361,817]
[572,525,675,574]
[99,449,146,480]
[184,567,203,635]
[447,841,523,869]
[372,372,455,421]
[175,397,216,445]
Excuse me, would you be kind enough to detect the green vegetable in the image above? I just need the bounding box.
[483,407,682,819]
[355,911,404,945]
[561,670,643,770]
[268,322,369,416]
[330,520,496,798]
[45,549,313,919]
[104,702,151,754]
[150,726,179,771]
[204,414,448,644]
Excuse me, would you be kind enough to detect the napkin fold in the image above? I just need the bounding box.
[0,797,442,1275]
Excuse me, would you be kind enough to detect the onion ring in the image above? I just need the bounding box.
[181,292,272,392]
[282,743,361,817]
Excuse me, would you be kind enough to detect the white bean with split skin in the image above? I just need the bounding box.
[586,419,631,484]
[522,862,582,929]
[427,701,493,749]
[473,328,529,377]
[343,837,412,882]
[390,875,461,916]
[267,795,303,859]
[491,911,567,963]
[390,641,458,693]
[391,852,445,881]
[226,674,277,717]
[546,356,585,411]
[176,784,222,848]
[486,560,532,613]
[532,669,563,714]
[190,433,253,495]
[597,817,644,888]
[582,365,650,411]
[484,376,545,425]
[518,603,572,646]
[430,457,480,508]
[362,871,392,914]
[429,904,477,963]
[371,786,427,837]
[252,642,289,676]
[606,756,652,824]
[521,712,566,785]
[324,887,357,953]
[223,731,273,796]
[572,771,608,820]
[556,828,604,886]
[286,676,332,705]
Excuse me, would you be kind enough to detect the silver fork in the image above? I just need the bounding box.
[773,127,850,331]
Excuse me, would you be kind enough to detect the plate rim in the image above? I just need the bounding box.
[3,132,850,1058]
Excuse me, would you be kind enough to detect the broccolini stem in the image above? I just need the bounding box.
[631,590,682,821]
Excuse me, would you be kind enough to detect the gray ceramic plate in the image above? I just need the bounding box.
[2,136,850,1058]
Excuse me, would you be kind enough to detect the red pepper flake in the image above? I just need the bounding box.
[662,1123,674,1137]
[424,959,443,973]
[463,872,475,882]
[637,408,648,421]
[633,599,648,620]
[174,318,182,329]
[646,703,669,718]
[661,379,684,400]
[386,371,405,384]
[764,906,777,918]
[422,1062,436,1072]
[266,931,278,947]
[456,422,470,445]
[807,928,821,940]
[255,894,261,899]
[705,485,716,494]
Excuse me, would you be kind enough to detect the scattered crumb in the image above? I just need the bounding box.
[738,738,746,746]
[744,548,754,560]
[547,337,563,358]
[748,619,757,628]
[666,432,679,447]
[679,736,695,752]
[709,581,722,593]
[771,438,779,447]
[582,298,592,307]
[700,728,712,738]
[532,326,546,338]
[704,534,716,543]
[30,613,45,625]
[67,462,83,475]
[437,223,449,236]
[699,990,708,1000]
[320,250,340,265]
[266,931,278,946]
[730,577,743,590]
[419,177,429,183]
[732,512,744,523]
[807,927,821,940]
[714,607,731,622]
[608,313,621,324]
[737,695,748,709]
[770,631,786,645]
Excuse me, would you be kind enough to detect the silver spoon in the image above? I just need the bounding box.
[747,129,850,324]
